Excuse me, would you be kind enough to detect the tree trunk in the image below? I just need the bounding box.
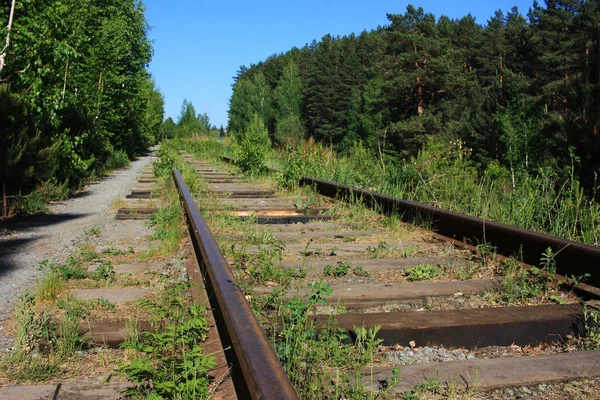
[0,0,17,75]
[2,181,6,218]
[499,51,504,85]
[413,41,423,117]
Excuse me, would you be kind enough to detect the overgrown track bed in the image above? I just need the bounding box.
[176,152,600,399]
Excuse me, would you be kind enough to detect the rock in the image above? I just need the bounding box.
[409,340,416,348]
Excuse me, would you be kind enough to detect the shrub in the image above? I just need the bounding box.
[236,114,271,176]
[105,150,130,170]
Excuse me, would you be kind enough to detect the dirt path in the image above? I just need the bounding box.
[0,150,156,348]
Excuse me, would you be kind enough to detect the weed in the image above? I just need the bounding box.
[101,246,133,255]
[14,293,52,354]
[54,296,90,358]
[270,281,387,398]
[0,352,59,381]
[486,249,559,304]
[584,303,600,349]
[80,247,100,262]
[324,262,350,277]
[149,201,183,256]
[366,241,390,259]
[50,257,87,280]
[153,146,176,177]
[92,262,115,281]
[36,267,63,302]
[119,282,215,398]
[404,264,439,281]
[352,265,371,277]
[105,150,130,170]
[414,376,442,394]
[85,225,102,237]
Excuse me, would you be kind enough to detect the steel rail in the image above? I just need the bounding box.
[300,176,600,288]
[172,168,299,400]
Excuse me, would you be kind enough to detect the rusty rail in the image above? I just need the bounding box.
[300,176,600,288]
[172,168,299,400]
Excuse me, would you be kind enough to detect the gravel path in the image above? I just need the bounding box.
[0,150,156,344]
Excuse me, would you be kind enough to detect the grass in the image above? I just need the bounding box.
[85,225,102,237]
[0,292,89,382]
[118,283,215,399]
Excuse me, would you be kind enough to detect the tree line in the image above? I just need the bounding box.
[0,0,164,216]
[158,99,223,140]
[228,1,600,194]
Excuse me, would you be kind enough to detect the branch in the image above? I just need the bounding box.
[0,63,29,82]
[0,0,17,75]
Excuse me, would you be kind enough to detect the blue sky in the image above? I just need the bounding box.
[144,0,535,128]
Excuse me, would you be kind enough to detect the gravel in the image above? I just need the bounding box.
[0,150,156,349]
[386,346,476,365]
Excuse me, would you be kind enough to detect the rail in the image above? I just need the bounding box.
[300,176,600,288]
[172,168,299,400]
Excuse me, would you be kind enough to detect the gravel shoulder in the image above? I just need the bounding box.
[0,150,156,344]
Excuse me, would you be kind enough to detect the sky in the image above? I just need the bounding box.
[144,0,535,128]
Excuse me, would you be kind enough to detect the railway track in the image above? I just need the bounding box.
[175,151,600,399]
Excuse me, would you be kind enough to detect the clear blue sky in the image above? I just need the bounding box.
[144,0,535,128]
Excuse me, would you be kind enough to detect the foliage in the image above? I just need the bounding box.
[227,2,600,246]
[92,262,115,282]
[39,258,87,281]
[404,264,439,281]
[236,114,271,175]
[0,0,164,217]
[486,249,558,305]
[105,150,131,171]
[119,283,215,399]
[270,281,390,398]
[324,262,350,277]
[584,303,600,350]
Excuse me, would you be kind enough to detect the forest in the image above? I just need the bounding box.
[0,0,164,217]
[226,0,600,245]
[229,1,600,192]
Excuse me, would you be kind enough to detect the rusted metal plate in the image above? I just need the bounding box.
[173,168,299,399]
[301,177,600,286]
[317,304,583,347]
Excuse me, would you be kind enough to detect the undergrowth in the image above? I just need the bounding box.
[119,283,215,399]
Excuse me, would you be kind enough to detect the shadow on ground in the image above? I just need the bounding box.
[0,212,88,231]
[0,236,41,277]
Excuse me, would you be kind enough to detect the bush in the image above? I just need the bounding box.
[236,114,271,176]
[153,145,175,177]
[105,150,130,170]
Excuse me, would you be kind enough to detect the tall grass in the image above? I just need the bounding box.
[165,136,600,245]
[274,138,600,246]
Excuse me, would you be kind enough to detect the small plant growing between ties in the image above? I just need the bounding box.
[119,282,216,398]
[324,262,350,277]
[584,303,600,349]
[323,262,371,278]
[404,264,439,281]
[92,262,116,282]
